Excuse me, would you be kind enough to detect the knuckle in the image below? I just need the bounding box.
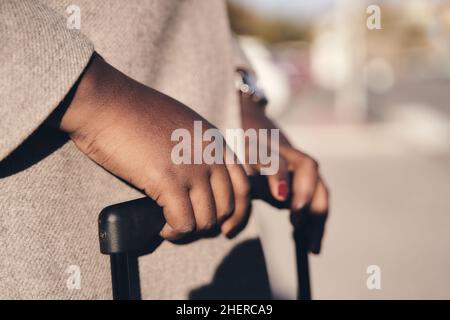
[306,157,319,170]
[196,218,217,231]
[158,166,179,184]
[174,222,196,235]
[295,151,319,171]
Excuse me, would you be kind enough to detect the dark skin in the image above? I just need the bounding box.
[240,93,329,251]
[240,94,329,212]
[59,54,250,241]
[57,53,328,246]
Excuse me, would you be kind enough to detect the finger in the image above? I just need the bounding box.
[291,157,319,211]
[210,166,235,224]
[242,162,257,176]
[189,177,217,232]
[220,164,251,237]
[266,155,290,201]
[158,185,196,241]
[220,146,251,237]
[310,177,329,214]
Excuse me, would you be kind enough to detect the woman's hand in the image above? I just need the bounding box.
[57,55,251,241]
[240,93,329,253]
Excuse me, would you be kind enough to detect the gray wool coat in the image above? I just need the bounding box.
[0,0,270,299]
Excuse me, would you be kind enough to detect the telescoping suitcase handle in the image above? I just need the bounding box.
[98,174,310,300]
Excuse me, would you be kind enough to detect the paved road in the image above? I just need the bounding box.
[310,153,450,299]
[271,80,450,299]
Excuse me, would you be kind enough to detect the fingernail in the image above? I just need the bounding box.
[278,181,288,200]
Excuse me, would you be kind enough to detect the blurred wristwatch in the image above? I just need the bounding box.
[235,69,268,108]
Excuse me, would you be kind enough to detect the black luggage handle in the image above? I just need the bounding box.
[98,174,310,300]
[98,175,292,255]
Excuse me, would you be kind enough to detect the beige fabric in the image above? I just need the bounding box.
[0,0,93,160]
[0,0,265,299]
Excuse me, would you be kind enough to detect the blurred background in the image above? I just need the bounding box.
[228,0,450,299]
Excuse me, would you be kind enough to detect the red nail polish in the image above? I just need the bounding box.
[278,181,288,200]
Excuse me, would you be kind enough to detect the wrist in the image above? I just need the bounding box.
[59,53,116,136]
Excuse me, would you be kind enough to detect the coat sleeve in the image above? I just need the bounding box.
[0,0,94,160]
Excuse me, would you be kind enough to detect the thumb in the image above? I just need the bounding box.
[266,155,290,202]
